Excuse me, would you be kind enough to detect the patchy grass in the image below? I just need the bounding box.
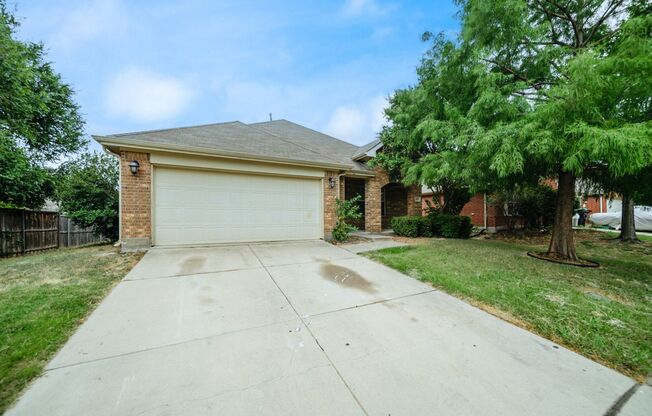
[366,230,652,380]
[0,245,143,413]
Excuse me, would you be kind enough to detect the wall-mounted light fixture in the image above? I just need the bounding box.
[128,160,140,175]
[328,177,336,189]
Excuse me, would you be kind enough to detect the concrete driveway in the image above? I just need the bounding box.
[7,241,649,415]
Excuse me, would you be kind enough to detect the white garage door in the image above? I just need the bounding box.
[153,167,322,246]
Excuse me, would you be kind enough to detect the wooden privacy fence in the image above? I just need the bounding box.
[0,208,106,256]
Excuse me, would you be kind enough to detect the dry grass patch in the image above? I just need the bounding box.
[0,245,143,413]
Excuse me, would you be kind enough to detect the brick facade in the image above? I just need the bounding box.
[117,158,419,245]
[364,169,387,232]
[421,192,519,231]
[323,171,340,238]
[406,185,421,216]
[582,195,608,214]
[120,151,151,250]
[364,167,420,232]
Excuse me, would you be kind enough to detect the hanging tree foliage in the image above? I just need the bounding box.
[0,2,85,208]
[458,0,652,261]
[372,35,482,214]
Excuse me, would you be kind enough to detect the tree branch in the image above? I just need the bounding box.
[536,0,572,21]
[550,60,570,80]
[583,0,624,46]
[519,39,572,48]
[481,58,553,96]
[543,0,582,48]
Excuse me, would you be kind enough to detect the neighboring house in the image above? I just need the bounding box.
[422,186,622,232]
[581,194,621,213]
[94,120,421,250]
[421,190,514,233]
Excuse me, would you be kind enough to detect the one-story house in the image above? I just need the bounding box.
[95,120,421,250]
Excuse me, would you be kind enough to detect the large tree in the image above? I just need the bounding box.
[56,153,119,241]
[373,35,480,214]
[590,168,652,242]
[591,2,652,242]
[0,2,85,208]
[459,0,652,261]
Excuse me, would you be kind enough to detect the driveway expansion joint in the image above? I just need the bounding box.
[44,316,299,372]
[123,265,265,281]
[246,244,371,416]
[307,289,438,318]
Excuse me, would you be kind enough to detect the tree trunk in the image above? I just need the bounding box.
[547,171,578,260]
[619,192,638,242]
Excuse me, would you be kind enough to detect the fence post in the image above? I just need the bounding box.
[21,209,26,255]
[67,217,71,247]
[56,212,60,248]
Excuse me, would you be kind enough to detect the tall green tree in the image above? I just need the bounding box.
[56,153,119,240]
[0,2,85,208]
[591,2,652,242]
[589,168,652,242]
[459,0,652,260]
[373,35,479,214]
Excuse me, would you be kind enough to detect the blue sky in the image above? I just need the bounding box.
[13,0,459,151]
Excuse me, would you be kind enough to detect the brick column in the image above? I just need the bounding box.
[323,171,339,239]
[365,168,390,233]
[406,185,422,216]
[120,151,151,251]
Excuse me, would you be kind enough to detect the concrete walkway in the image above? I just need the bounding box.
[7,241,650,415]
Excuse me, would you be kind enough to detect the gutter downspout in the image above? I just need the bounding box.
[483,192,488,230]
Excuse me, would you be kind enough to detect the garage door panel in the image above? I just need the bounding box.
[154,168,322,245]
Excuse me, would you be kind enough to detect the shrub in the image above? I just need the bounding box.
[55,153,119,240]
[391,216,421,237]
[418,216,432,237]
[332,222,355,242]
[428,212,444,236]
[490,184,557,230]
[428,212,472,239]
[440,215,462,238]
[459,216,472,239]
[332,196,363,242]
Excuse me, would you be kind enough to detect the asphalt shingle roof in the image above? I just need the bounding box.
[352,139,381,160]
[94,119,377,173]
[250,120,372,173]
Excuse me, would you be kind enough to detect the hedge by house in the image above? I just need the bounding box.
[430,213,472,239]
[391,216,422,238]
[392,214,472,239]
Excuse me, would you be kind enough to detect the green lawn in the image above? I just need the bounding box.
[0,245,142,413]
[366,231,652,380]
[594,229,652,243]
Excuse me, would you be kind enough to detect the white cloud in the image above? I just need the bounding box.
[104,68,193,123]
[325,95,388,145]
[326,105,367,139]
[341,0,386,17]
[370,95,389,132]
[50,0,126,50]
